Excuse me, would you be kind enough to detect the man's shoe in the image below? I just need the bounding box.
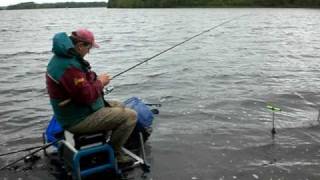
[116,152,135,167]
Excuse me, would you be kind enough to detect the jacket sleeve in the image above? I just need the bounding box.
[59,67,103,105]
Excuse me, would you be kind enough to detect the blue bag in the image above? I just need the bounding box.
[45,115,63,146]
[123,97,155,149]
[123,96,154,130]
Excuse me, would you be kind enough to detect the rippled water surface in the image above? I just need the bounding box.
[1,8,320,179]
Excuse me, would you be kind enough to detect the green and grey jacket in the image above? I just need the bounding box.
[46,32,104,129]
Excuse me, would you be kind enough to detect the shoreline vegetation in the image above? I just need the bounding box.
[107,0,320,8]
[0,0,320,10]
[0,2,107,10]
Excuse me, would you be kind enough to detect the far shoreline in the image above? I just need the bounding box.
[0,1,107,10]
[1,6,320,11]
[1,1,319,10]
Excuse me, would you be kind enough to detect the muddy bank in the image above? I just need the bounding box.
[1,125,320,180]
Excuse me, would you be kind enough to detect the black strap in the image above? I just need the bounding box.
[102,90,111,107]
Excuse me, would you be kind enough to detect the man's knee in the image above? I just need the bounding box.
[126,109,137,125]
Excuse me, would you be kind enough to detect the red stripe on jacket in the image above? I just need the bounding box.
[47,67,103,105]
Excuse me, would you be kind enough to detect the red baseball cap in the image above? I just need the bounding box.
[71,28,99,48]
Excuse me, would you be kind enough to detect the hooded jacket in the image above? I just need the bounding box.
[46,32,104,129]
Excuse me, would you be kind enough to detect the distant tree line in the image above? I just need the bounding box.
[2,0,319,9]
[107,0,320,8]
[3,1,107,10]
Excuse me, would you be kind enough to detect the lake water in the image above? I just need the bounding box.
[0,7,320,179]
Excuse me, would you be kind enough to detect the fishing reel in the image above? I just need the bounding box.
[23,154,41,163]
[105,86,114,94]
[104,86,114,95]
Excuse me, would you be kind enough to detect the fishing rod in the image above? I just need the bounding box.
[111,14,249,80]
[0,145,43,157]
[0,139,61,171]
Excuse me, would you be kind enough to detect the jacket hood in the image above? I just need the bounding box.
[52,32,74,57]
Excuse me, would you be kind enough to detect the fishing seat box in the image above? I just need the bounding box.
[59,131,120,180]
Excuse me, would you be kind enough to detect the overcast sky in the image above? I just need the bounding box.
[0,0,107,6]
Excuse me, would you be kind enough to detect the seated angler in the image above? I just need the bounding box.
[45,28,137,165]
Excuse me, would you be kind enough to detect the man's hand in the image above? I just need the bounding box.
[98,73,110,86]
